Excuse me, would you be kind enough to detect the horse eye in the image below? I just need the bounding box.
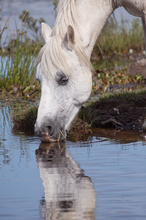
[56,72,68,85]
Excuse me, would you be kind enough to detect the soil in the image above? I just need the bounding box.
[76,93,146,132]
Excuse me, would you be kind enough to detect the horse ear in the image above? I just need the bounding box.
[41,22,52,43]
[62,25,75,51]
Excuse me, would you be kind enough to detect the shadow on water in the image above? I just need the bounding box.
[36,142,96,220]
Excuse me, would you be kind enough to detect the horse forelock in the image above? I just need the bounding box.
[37,37,92,78]
[37,37,75,77]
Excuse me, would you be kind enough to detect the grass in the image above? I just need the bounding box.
[0,36,38,93]
[13,105,38,133]
[98,87,146,102]
[94,17,144,56]
[92,67,145,96]
[0,10,43,95]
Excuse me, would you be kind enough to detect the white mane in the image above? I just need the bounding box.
[52,0,78,39]
[37,0,92,77]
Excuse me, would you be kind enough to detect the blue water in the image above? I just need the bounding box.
[0,106,146,219]
[68,138,146,219]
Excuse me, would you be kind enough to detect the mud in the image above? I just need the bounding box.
[79,93,146,131]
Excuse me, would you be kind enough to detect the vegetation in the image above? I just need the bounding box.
[94,17,144,56]
[98,87,146,102]
[0,10,43,96]
[13,105,38,133]
[53,0,58,9]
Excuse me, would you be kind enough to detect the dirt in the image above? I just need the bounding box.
[77,93,146,132]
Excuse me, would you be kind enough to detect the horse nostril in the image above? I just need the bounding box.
[46,126,53,136]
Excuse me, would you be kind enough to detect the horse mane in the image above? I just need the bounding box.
[52,0,78,39]
[37,36,77,76]
[37,0,92,77]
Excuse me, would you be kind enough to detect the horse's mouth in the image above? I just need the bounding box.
[39,135,56,143]
[36,130,66,143]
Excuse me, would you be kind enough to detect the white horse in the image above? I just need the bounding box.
[35,0,146,142]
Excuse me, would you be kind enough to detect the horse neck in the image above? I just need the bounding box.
[53,0,115,59]
[75,0,114,59]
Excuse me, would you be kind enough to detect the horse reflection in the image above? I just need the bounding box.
[36,142,96,220]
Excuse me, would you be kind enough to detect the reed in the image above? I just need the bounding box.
[0,10,43,95]
[94,17,144,56]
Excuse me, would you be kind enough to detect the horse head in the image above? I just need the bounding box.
[35,23,92,142]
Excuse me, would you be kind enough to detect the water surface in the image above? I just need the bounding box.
[0,106,146,219]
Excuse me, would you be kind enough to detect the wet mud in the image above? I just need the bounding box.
[79,93,146,132]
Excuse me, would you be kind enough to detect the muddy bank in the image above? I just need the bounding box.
[79,92,146,132]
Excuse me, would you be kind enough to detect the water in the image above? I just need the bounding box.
[0,106,146,219]
[0,0,55,28]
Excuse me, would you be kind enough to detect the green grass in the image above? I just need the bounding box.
[0,10,42,95]
[98,87,146,102]
[94,17,144,56]
[0,36,38,92]
[13,105,38,133]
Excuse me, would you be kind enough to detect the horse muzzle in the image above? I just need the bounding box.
[34,122,66,142]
